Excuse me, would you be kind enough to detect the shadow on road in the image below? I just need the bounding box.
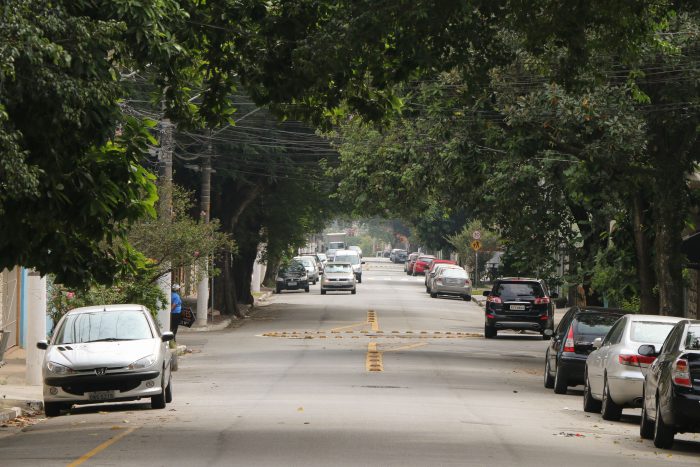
[68,401,153,415]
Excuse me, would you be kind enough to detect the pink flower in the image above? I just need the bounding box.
[66,292,75,300]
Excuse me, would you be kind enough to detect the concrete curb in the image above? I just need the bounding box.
[472,296,486,306]
[253,290,273,306]
[186,318,232,333]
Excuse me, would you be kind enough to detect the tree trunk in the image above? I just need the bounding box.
[222,253,243,318]
[632,193,658,313]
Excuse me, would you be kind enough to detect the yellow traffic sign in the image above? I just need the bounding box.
[471,240,482,251]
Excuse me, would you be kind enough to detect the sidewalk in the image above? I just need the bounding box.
[0,289,276,424]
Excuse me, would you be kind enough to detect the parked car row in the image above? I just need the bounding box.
[537,303,700,450]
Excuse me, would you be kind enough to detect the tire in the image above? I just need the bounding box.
[275,286,281,294]
[357,276,362,284]
[544,356,555,389]
[583,371,602,413]
[165,376,173,403]
[484,325,496,339]
[313,280,317,285]
[462,295,471,301]
[601,376,623,421]
[426,286,431,293]
[321,289,326,295]
[44,401,62,417]
[541,333,549,340]
[305,287,310,293]
[430,292,437,298]
[351,288,357,295]
[151,377,167,409]
[640,392,654,440]
[553,364,568,394]
[653,397,675,449]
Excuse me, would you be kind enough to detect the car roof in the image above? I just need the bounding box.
[334,249,359,255]
[572,306,627,316]
[417,255,435,259]
[65,304,149,315]
[626,314,686,323]
[497,277,541,282]
[327,261,352,266]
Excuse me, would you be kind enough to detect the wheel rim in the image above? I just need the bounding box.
[602,379,609,411]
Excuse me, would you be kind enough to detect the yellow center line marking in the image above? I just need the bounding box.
[67,426,138,467]
[383,342,428,353]
[365,342,384,372]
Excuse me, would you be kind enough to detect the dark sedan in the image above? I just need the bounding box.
[275,261,309,293]
[640,319,700,449]
[544,307,627,394]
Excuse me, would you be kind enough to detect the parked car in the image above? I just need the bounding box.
[584,314,683,420]
[317,253,328,266]
[332,249,364,283]
[425,262,461,292]
[294,256,320,284]
[639,319,700,448]
[544,306,627,394]
[430,267,472,301]
[275,261,310,293]
[320,262,357,295]
[424,260,457,289]
[405,253,420,274]
[37,304,174,417]
[412,255,436,275]
[396,250,408,263]
[483,278,558,339]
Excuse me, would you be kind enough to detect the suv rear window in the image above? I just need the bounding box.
[493,282,544,300]
[574,313,622,337]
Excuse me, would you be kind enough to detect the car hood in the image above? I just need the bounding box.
[46,339,160,370]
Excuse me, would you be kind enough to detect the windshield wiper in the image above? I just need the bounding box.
[85,338,133,343]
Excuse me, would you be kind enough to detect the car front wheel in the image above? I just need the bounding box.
[44,402,63,417]
[151,377,167,409]
[653,397,675,449]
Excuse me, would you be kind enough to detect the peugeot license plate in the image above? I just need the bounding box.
[509,305,526,311]
[287,281,297,286]
[88,391,115,401]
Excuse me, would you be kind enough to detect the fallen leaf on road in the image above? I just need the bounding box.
[297,407,304,412]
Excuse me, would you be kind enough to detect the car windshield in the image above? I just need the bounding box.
[317,254,327,261]
[298,258,314,267]
[630,321,677,344]
[684,326,700,350]
[494,282,544,300]
[574,314,622,337]
[54,310,153,344]
[326,263,352,273]
[279,262,305,274]
[334,254,360,265]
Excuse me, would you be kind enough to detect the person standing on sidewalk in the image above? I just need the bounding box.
[171,284,182,340]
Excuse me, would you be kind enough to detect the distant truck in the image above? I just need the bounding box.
[325,232,347,256]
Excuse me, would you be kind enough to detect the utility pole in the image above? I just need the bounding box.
[195,131,212,327]
[157,115,174,332]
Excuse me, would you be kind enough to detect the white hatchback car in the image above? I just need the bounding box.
[584,314,683,420]
[37,304,174,416]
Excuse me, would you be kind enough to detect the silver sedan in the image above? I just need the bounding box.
[429,267,472,301]
[584,314,683,420]
[37,304,174,417]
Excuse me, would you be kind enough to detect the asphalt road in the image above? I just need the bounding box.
[1,258,699,466]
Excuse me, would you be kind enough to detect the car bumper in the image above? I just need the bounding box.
[607,370,645,406]
[557,355,588,386]
[43,370,162,404]
[322,282,355,290]
[433,285,471,296]
[487,315,549,332]
[278,280,309,290]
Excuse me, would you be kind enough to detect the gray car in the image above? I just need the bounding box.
[294,256,320,284]
[320,262,357,295]
[584,314,683,420]
[429,267,472,301]
[37,304,174,417]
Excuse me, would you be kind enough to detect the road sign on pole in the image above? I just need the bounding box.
[471,240,482,251]
[472,230,481,240]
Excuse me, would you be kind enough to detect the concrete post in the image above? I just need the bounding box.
[195,134,212,327]
[25,271,46,386]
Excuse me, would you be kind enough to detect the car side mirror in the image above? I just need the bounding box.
[162,332,175,343]
[543,329,554,338]
[592,337,602,349]
[550,292,559,299]
[482,291,490,296]
[361,261,365,265]
[36,340,48,350]
[638,344,658,358]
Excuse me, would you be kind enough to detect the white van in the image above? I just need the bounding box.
[332,249,364,283]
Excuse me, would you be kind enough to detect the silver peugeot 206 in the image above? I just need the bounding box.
[37,304,174,417]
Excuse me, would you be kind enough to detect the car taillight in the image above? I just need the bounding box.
[487,296,502,304]
[618,354,656,366]
[673,358,692,387]
[534,297,550,305]
[563,326,575,352]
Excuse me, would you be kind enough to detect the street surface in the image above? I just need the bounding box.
[1,258,699,466]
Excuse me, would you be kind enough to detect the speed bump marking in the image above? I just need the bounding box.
[366,342,383,372]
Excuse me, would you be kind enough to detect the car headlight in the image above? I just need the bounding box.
[47,361,76,375]
[128,355,157,370]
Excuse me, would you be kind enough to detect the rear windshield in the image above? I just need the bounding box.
[630,321,677,344]
[684,326,700,350]
[442,269,468,278]
[574,314,622,337]
[55,311,153,344]
[494,282,544,300]
[326,263,352,273]
[334,254,360,265]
